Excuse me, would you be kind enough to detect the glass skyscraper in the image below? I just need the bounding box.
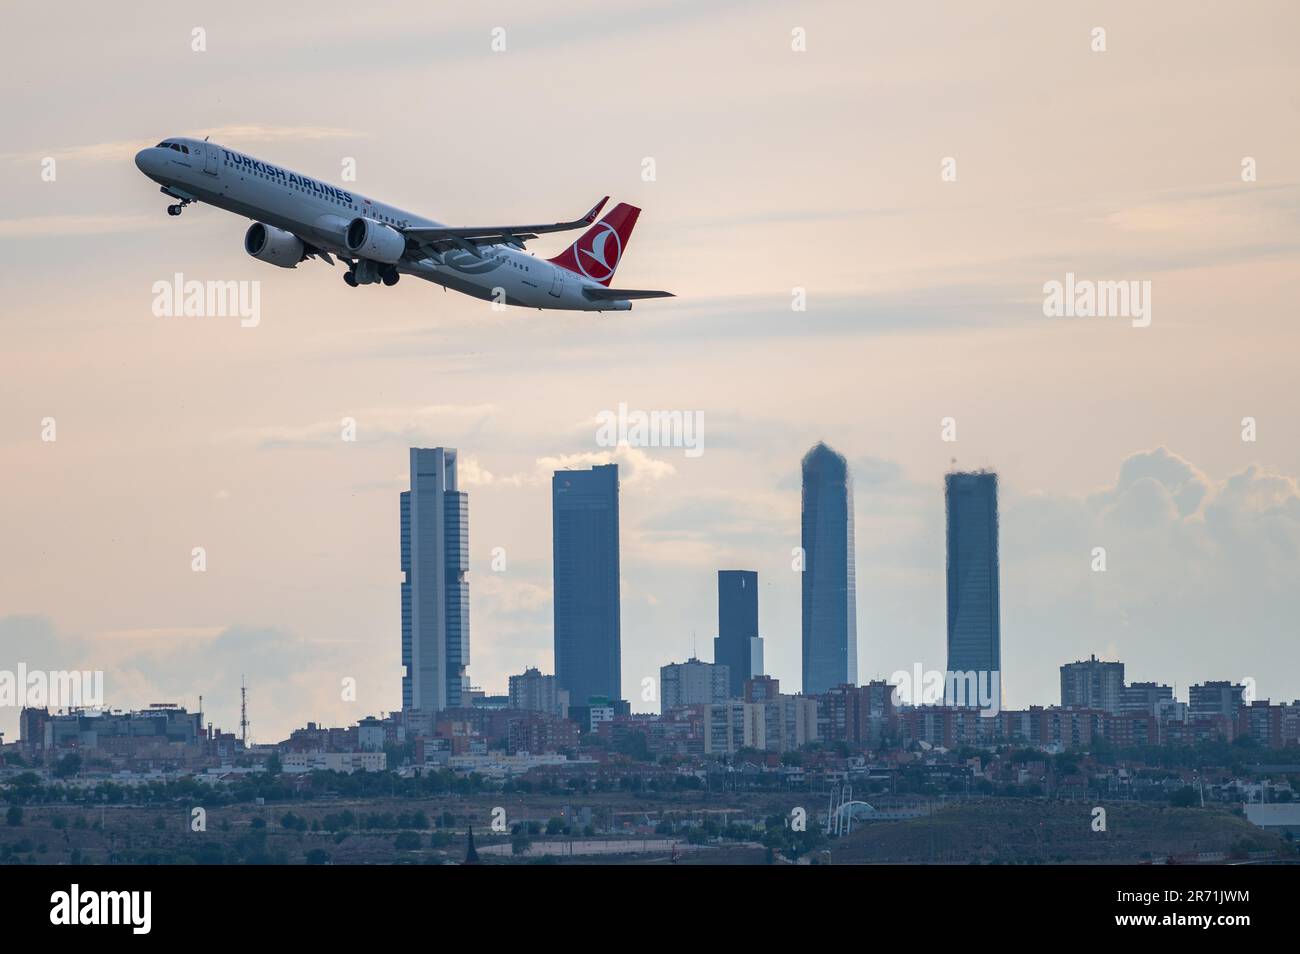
[945,471,1000,688]
[552,463,621,705]
[801,442,858,695]
[714,569,763,698]
[401,447,469,713]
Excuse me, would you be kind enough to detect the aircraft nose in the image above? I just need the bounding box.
[135,147,159,175]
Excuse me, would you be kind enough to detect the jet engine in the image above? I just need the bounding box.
[244,222,303,268]
[345,217,405,264]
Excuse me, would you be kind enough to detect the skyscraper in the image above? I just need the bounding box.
[1060,655,1125,713]
[801,442,858,695]
[401,447,469,713]
[945,471,1000,695]
[714,569,764,698]
[552,463,621,705]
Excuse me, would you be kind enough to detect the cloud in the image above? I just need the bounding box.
[540,444,676,487]
[0,616,372,743]
[0,214,164,238]
[0,125,366,166]
[999,447,1300,704]
[227,404,497,449]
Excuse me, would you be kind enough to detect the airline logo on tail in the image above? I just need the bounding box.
[549,203,641,286]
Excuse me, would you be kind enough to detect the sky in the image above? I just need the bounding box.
[2,1,1298,742]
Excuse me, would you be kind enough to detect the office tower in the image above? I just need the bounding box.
[401,447,470,713]
[661,658,731,709]
[508,667,570,718]
[1060,655,1126,713]
[552,463,621,705]
[713,569,764,698]
[1189,681,1246,719]
[1121,681,1174,715]
[801,442,858,695]
[945,471,1001,697]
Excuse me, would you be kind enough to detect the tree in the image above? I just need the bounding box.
[393,831,421,851]
[5,804,22,827]
[511,832,532,856]
[53,753,82,779]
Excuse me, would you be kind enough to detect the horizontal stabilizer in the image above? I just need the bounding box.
[582,287,675,301]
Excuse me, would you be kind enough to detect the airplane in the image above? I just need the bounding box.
[133,137,673,312]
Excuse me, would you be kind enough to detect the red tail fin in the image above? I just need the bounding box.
[548,202,640,286]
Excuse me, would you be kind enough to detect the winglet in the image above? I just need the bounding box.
[584,196,610,224]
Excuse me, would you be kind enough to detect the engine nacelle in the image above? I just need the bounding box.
[345,217,406,264]
[244,222,303,268]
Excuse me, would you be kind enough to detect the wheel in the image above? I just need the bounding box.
[343,272,358,287]
[382,268,399,287]
[167,204,181,216]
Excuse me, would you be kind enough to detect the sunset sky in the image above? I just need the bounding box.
[2,0,1298,741]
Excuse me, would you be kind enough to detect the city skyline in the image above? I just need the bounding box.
[4,437,1299,741]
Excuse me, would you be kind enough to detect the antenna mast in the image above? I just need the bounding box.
[240,676,249,746]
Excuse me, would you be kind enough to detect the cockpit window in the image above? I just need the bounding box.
[155,142,170,148]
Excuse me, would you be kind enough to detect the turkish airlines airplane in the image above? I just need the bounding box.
[134,137,673,312]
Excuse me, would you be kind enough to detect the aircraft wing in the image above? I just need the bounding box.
[402,196,608,254]
[582,287,675,301]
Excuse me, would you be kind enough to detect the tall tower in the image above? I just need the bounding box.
[945,471,1001,691]
[714,569,763,698]
[401,447,470,714]
[552,463,621,705]
[801,442,858,695]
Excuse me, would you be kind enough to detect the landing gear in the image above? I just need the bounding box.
[343,260,399,287]
[167,204,182,216]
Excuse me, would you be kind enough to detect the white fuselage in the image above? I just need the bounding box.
[134,138,623,311]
